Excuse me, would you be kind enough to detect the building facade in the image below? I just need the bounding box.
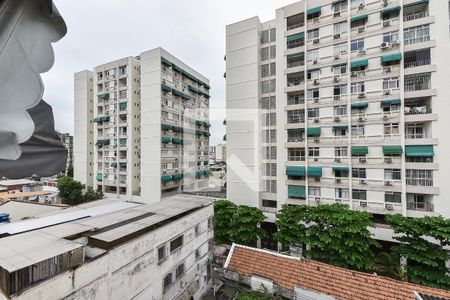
[74,48,211,203]
[0,195,214,300]
[57,132,73,175]
[226,0,450,233]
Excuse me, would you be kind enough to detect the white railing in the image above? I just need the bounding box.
[404,11,428,22]
[404,59,430,69]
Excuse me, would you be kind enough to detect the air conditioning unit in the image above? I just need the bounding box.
[358,116,366,122]
[314,137,320,143]
[314,157,319,162]
[314,118,320,123]
[359,157,367,163]
[334,116,341,122]
[384,89,392,95]
[358,3,365,10]
[385,180,393,186]
[334,76,341,82]
[315,197,321,203]
[334,33,341,39]
[360,179,368,185]
[335,158,341,163]
[385,203,394,210]
[335,178,342,184]
[351,71,357,77]
[358,26,366,33]
[334,95,341,101]
[313,38,320,44]
[314,79,320,85]
[360,201,367,207]
[313,59,318,65]
[384,157,393,164]
[391,40,400,46]
[380,42,391,49]
[334,12,341,18]
[334,54,341,60]
[383,20,391,27]
[314,98,320,103]
[384,66,392,73]
[358,92,366,98]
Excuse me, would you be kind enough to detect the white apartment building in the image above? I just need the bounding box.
[0,195,214,300]
[58,132,73,175]
[74,48,211,203]
[226,0,450,243]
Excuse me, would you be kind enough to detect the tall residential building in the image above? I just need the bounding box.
[57,132,73,175]
[75,48,211,203]
[226,0,450,242]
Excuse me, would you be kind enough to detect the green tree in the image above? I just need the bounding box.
[374,252,407,281]
[386,214,450,289]
[235,291,280,300]
[305,204,378,272]
[66,164,74,177]
[57,176,83,205]
[230,205,267,246]
[274,204,308,248]
[84,188,104,202]
[213,200,237,244]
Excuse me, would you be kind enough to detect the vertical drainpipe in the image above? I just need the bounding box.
[304,1,309,207]
[399,0,407,216]
[347,0,353,209]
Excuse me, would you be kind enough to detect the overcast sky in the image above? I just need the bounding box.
[42,0,295,146]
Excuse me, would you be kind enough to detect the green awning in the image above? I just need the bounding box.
[287,52,304,61]
[182,93,193,101]
[204,83,210,90]
[98,93,109,100]
[172,174,183,181]
[308,167,323,177]
[161,124,172,131]
[382,6,401,15]
[161,175,173,183]
[352,146,368,156]
[381,53,402,64]
[119,102,127,111]
[286,166,306,177]
[351,59,369,69]
[161,84,172,93]
[307,6,321,15]
[405,145,434,157]
[172,137,182,144]
[172,126,183,132]
[188,85,201,94]
[288,185,306,199]
[101,116,110,122]
[333,167,350,172]
[307,127,321,137]
[195,171,203,178]
[404,0,428,8]
[205,121,211,127]
[203,93,210,99]
[172,89,183,97]
[351,14,368,22]
[351,102,368,108]
[93,116,102,122]
[96,173,102,181]
[383,145,403,155]
[172,64,182,73]
[287,33,304,42]
[333,125,348,130]
[161,137,172,144]
[223,134,227,141]
[380,99,401,106]
[111,162,117,168]
[161,58,172,67]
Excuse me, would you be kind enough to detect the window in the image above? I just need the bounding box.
[385,192,401,203]
[288,148,305,161]
[383,31,399,43]
[334,84,347,95]
[351,39,365,51]
[308,28,319,40]
[335,146,348,157]
[307,49,319,61]
[288,129,305,142]
[383,77,399,90]
[351,0,365,9]
[195,249,201,260]
[262,129,277,143]
[170,236,183,252]
[385,169,401,180]
[352,168,366,178]
[270,46,276,59]
[176,263,185,279]
[406,169,433,186]
[288,93,305,105]
[208,217,213,230]
[404,25,430,45]
[308,108,319,118]
[334,105,347,116]
[262,199,277,208]
[97,72,103,80]
[158,245,167,264]
[352,189,367,200]
[334,21,347,34]
[351,17,366,28]
[163,273,173,292]
[333,65,347,76]
[335,188,349,199]
[384,123,400,135]
[404,73,431,92]
[334,127,347,137]
[263,112,276,126]
[270,28,276,42]
[261,96,276,110]
[308,147,320,157]
[309,187,321,196]
[351,125,365,136]
[307,69,321,80]
[383,103,400,112]
[261,64,270,78]
[334,42,347,55]
[263,163,277,176]
[307,89,319,100]
[263,180,277,193]
[261,47,269,61]
[287,109,305,124]
[261,30,269,44]
[263,146,277,159]
[119,65,127,76]
[351,82,365,94]
[333,1,348,13]
[406,123,424,139]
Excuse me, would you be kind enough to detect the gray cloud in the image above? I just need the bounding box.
[41,0,294,146]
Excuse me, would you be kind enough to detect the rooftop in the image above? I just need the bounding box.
[224,244,450,300]
[0,179,36,187]
[0,200,66,221]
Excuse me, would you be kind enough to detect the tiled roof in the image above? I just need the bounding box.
[224,244,450,300]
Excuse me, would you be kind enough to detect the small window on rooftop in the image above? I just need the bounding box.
[170,235,183,252]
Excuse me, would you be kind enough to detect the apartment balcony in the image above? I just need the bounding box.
[403,10,428,23]
[104,179,117,186]
[355,200,402,215]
